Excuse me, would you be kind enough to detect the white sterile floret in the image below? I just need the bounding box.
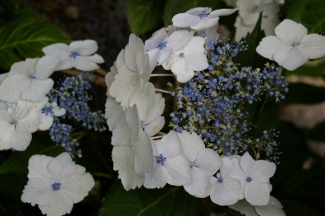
[256,19,325,70]
[111,106,154,190]
[21,152,95,216]
[109,34,155,121]
[144,130,191,189]
[0,100,41,151]
[208,157,241,206]
[232,152,276,206]
[0,56,60,103]
[178,131,222,198]
[163,36,208,83]
[235,0,280,41]
[229,196,285,216]
[172,7,237,31]
[42,40,104,71]
[145,28,194,70]
[39,101,66,131]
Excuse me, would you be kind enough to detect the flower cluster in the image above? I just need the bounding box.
[103,5,325,215]
[0,39,104,215]
[170,39,288,161]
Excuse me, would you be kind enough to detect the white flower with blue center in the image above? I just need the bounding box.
[42,40,104,71]
[232,152,276,206]
[162,36,209,83]
[21,152,95,216]
[39,101,66,131]
[208,157,241,206]
[178,131,222,198]
[0,100,41,151]
[0,56,60,103]
[145,28,194,70]
[256,19,325,70]
[172,7,237,31]
[144,130,191,189]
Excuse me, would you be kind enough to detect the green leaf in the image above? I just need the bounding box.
[233,14,266,69]
[283,83,325,104]
[286,0,325,34]
[163,0,220,26]
[0,16,69,70]
[0,135,63,201]
[126,0,166,35]
[100,181,200,216]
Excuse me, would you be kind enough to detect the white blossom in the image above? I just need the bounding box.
[144,130,191,188]
[162,36,208,83]
[232,152,276,206]
[145,28,194,70]
[21,152,95,216]
[178,131,222,198]
[42,40,104,71]
[256,19,325,70]
[0,56,60,103]
[172,7,237,31]
[0,100,41,151]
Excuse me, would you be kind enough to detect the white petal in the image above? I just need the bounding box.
[196,148,222,175]
[21,177,53,206]
[250,160,276,182]
[105,96,124,131]
[55,57,75,71]
[38,190,74,216]
[135,130,154,175]
[183,167,210,198]
[209,8,237,17]
[35,55,60,79]
[171,59,194,83]
[172,13,200,28]
[178,131,204,162]
[22,79,54,102]
[190,17,219,31]
[275,19,307,45]
[255,196,286,216]
[210,177,241,205]
[240,152,256,177]
[144,116,165,137]
[39,115,54,131]
[27,155,53,179]
[229,199,258,216]
[256,36,289,60]
[42,43,70,56]
[69,40,98,55]
[245,181,271,206]
[75,57,99,71]
[47,153,76,181]
[157,130,182,158]
[298,34,325,59]
[167,30,194,51]
[144,164,168,189]
[165,155,191,186]
[185,52,208,71]
[274,47,309,70]
[0,74,29,102]
[10,124,32,151]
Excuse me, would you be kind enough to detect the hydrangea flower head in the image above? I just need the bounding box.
[21,152,95,216]
[42,40,104,71]
[256,19,325,70]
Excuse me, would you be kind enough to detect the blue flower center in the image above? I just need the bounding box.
[217,177,223,183]
[157,40,167,50]
[69,52,80,59]
[156,154,166,166]
[291,37,300,46]
[198,10,208,19]
[246,177,252,182]
[52,182,61,191]
[190,160,199,168]
[179,53,185,57]
[42,105,54,116]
